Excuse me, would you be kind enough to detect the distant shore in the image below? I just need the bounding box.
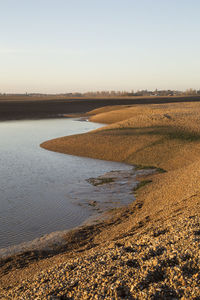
[1,95,200,121]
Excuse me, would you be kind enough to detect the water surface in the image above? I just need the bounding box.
[0,118,132,250]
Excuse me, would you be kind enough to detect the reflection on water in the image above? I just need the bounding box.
[0,118,132,249]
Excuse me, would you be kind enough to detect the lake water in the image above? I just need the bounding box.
[0,118,133,252]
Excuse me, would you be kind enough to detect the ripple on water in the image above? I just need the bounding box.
[0,118,135,254]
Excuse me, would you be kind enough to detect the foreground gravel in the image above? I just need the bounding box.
[1,208,199,300]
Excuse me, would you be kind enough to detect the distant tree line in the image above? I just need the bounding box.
[56,89,200,97]
[1,89,200,97]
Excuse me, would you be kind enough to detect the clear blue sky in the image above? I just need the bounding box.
[1,0,200,93]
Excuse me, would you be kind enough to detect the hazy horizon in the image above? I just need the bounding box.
[0,87,199,96]
[1,0,200,93]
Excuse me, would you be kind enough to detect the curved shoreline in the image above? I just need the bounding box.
[1,102,200,299]
[0,166,154,259]
[0,118,139,258]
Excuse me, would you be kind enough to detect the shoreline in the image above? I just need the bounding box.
[1,101,200,299]
[0,165,156,260]
[0,115,148,259]
[0,117,133,258]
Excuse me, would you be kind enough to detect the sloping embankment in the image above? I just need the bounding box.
[1,102,200,299]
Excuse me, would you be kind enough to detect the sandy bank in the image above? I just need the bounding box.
[40,102,200,240]
[1,101,200,299]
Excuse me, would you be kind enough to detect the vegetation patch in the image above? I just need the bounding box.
[87,177,115,186]
[155,167,167,173]
[167,130,200,142]
[134,165,166,173]
[133,180,152,192]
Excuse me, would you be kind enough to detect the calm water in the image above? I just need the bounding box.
[0,118,132,249]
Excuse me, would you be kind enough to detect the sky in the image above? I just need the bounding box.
[1,0,200,93]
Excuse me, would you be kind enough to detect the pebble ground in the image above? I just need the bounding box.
[0,205,199,299]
